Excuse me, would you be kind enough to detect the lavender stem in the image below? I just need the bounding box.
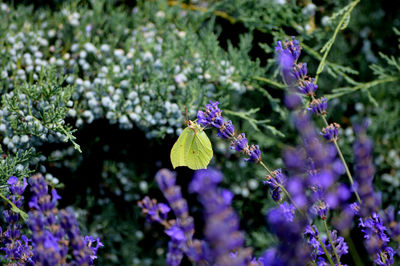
[323,220,341,265]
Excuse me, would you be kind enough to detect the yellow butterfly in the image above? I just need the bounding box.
[170,121,213,170]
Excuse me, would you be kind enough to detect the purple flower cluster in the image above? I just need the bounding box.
[27,174,102,265]
[189,169,252,265]
[351,124,395,265]
[197,100,262,163]
[359,213,394,265]
[382,206,400,244]
[264,169,286,202]
[266,205,311,265]
[353,123,380,217]
[276,36,397,265]
[304,225,348,265]
[0,176,33,265]
[276,37,353,265]
[0,175,102,265]
[308,97,327,116]
[197,100,234,139]
[321,123,340,142]
[283,111,350,217]
[137,196,171,224]
[139,169,208,265]
[276,37,354,214]
[139,169,254,265]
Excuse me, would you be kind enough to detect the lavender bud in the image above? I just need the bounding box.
[321,123,340,142]
[308,97,327,116]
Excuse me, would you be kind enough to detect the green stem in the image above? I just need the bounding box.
[317,235,336,266]
[0,192,28,221]
[259,161,335,266]
[323,220,341,264]
[325,76,399,99]
[260,160,273,175]
[319,114,362,204]
[252,76,286,89]
[314,0,360,84]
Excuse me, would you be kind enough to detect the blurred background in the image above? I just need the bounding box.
[1,0,400,264]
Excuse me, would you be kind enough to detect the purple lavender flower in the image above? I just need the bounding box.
[267,206,312,265]
[189,169,252,265]
[59,209,94,265]
[197,101,262,165]
[314,200,329,220]
[230,133,248,152]
[245,145,261,163]
[197,100,223,128]
[7,176,28,197]
[137,196,170,224]
[304,225,325,262]
[350,202,361,215]
[321,123,340,142]
[275,37,302,63]
[375,246,395,266]
[0,176,33,264]
[27,174,101,265]
[217,120,235,139]
[308,97,328,116]
[304,225,348,265]
[382,206,400,243]
[353,124,380,217]
[325,230,349,263]
[280,202,295,222]
[264,169,286,202]
[298,77,318,96]
[156,169,194,239]
[292,63,308,80]
[85,236,104,261]
[165,225,186,266]
[359,213,393,265]
[152,169,214,265]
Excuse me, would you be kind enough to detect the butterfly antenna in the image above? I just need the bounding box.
[181,106,190,127]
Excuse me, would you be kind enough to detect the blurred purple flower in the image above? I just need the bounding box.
[190,169,252,265]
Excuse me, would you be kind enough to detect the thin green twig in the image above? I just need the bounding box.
[326,76,399,99]
[0,192,28,221]
[314,0,360,84]
[252,76,286,89]
[323,220,341,264]
[320,114,362,204]
[259,161,335,266]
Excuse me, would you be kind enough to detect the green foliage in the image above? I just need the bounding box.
[1,0,400,264]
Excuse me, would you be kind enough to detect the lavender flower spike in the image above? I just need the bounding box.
[264,169,286,202]
[308,97,328,116]
[275,37,302,63]
[230,133,249,152]
[321,123,340,142]
[245,145,261,163]
[298,77,318,96]
[197,100,223,129]
[189,169,252,265]
[353,123,380,217]
[0,176,33,264]
[217,120,235,139]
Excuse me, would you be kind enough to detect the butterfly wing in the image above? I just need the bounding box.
[170,127,213,170]
[170,127,195,169]
[187,130,213,170]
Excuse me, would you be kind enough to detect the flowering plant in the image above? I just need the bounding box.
[1,0,400,265]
